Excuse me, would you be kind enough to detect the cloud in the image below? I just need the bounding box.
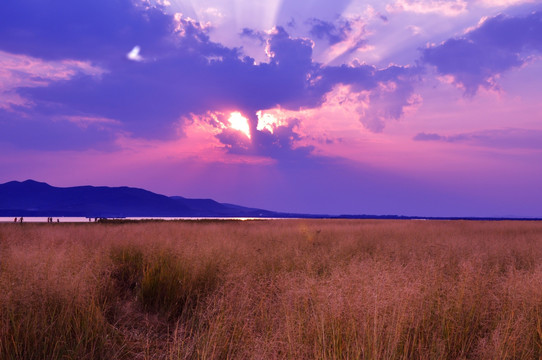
[240,28,266,44]
[308,18,351,45]
[317,64,422,132]
[309,17,369,65]
[0,50,103,110]
[252,120,316,162]
[126,46,143,62]
[421,11,542,95]
[478,0,536,7]
[386,0,468,17]
[413,132,443,141]
[0,1,420,156]
[0,0,173,63]
[413,128,542,149]
[362,80,422,133]
[216,116,315,162]
[408,25,423,35]
[11,15,247,138]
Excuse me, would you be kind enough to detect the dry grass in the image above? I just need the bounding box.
[1,219,542,359]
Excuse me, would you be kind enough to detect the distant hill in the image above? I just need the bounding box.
[2,180,539,220]
[0,180,284,218]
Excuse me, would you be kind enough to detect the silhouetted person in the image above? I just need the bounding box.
[56,219,59,223]
[14,217,17,223]
[19,217,23,223]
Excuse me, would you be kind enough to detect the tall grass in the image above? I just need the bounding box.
[1,220,542,359]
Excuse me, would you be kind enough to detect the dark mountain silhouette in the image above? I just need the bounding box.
[0,180,283,218]
[2,180,539,220]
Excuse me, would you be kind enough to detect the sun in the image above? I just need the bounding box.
[228,111,251,139]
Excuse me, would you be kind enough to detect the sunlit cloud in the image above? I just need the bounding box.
[126,45,144,62]
[114,112,271,166]
[413,128,542,150]
[256,111,286,133]
[407,25,423,35]
[63,115,121,129]
[227,111,251,138]
[477,0,535,7]
[146,0,172,7]
[173,13,212,35]
[0,50,104,110]
[386,0,468,17]
[196,7,224,24]
[252,84,372,157]
[318,17,371,66]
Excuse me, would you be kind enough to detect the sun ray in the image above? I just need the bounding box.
[233,0,283,31]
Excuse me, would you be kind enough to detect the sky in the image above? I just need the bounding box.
[1,0,541,217]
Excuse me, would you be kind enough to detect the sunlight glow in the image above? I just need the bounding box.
[233,0,283,32]
[386,0,468,17]
[320,19,370,66]
[256,110,286,133]
[228,111,251,138]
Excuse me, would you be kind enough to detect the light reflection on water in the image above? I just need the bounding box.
[0,217,283,223]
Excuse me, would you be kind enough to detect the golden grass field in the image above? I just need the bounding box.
[1,219,542,359]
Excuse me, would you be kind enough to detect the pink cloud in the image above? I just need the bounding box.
[113,112,273,166]
[0,50,103,110]
[386,0,468,17]
[477,0,535,7]
[253,81,422,158]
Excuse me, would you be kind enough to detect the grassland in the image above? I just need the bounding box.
[1,219,542,359]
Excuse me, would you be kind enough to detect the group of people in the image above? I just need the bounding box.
[12,217,59,223]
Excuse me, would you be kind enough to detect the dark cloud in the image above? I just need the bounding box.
[413,128,542,150]
[175,16,242,59]
[308,18,350,45]
[413,132,443,141]
[286,18,296,28]
[15,24,320,139]
[1,1,420,154]
[421,11,542,95]
[267,27,313,68]
[240,28,266,44]
[307,17,368,53]
[216,117,314,162]
[254,119,314,161]
[318,64,421,132]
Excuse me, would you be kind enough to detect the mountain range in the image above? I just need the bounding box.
[2,180,539,220]
[0,180,287,218]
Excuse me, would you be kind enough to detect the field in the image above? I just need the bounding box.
[1,219,542,359]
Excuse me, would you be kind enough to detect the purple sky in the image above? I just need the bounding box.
[1,0,541,217]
